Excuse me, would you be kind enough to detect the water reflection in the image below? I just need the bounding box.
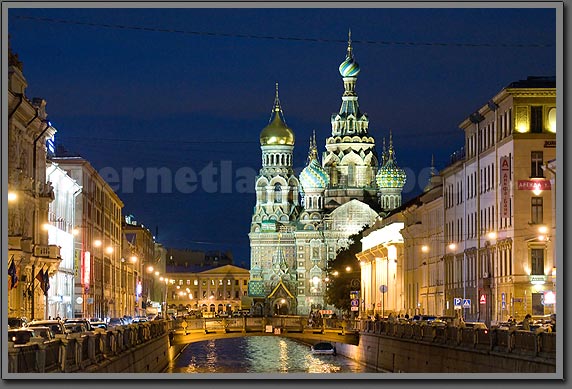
[166,336,377,374]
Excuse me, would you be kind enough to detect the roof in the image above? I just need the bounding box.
[505,76,556,89]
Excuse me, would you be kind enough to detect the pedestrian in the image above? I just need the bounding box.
[458,316,466,328]
[522,314,531,331]
[404,313,409,320]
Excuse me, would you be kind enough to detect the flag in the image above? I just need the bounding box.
[43,269,50,296]
[36,268,45,294]
[36,268,50,296]
[8,259,18,290]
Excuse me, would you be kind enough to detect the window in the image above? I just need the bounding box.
[194,280,198,286]
[531,197,543,224]
[531,151,544,178]
[186,280,190,285]
[530,106,543,133]
[219,279,223,286]
[179,280,183,286]
[531,248,544,275]
[202,280,206,286]
[211,279,215,286]
[227,280,231,286]
[274,184,282,203]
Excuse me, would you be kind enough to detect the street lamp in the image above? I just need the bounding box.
[422,245,429,315]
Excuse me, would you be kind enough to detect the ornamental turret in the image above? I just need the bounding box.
[376,130,407,212]
[299,131,329,212]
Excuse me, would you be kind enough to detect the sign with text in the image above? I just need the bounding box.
[500,156,510,218]
[517,180,551,191]
[454,297,462,309]
[462,299,471,309]
[479,294,486,304]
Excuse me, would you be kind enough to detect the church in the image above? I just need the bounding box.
[247,33,407,316]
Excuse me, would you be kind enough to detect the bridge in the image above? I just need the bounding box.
[170,316,360,346]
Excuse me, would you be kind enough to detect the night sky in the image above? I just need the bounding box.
[7,6,556,267]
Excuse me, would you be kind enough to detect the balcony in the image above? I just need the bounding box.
[33,244,61,260]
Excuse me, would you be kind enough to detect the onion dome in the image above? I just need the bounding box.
[338,29,360,77]
[300,132,329,192]
[260,83,295,146]
[376,131,407,189]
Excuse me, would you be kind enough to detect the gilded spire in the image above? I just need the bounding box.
[272,82,282,115]
[307,130,318,164]
[388,130,395,160]
[382,137,387,165]
[347,28,353,59]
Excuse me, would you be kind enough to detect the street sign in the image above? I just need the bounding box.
[479,294,486,304]
[351,299,359,307]
[454,297,462,309]
[351,307,359,311]
[501,301,506,310]
[379,285,388,293]
[462,299,471,309]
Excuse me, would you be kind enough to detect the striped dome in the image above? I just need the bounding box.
[339,56,360,77]
[300,158,329,192]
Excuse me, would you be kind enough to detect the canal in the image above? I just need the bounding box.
[165,336,379,374]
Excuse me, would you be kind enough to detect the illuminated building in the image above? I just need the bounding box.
[8,45,61,320]
[51,156,124,319]
[248,33,406,316]
[442,76,556,323]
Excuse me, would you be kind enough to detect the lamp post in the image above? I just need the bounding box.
[422,245,429,315]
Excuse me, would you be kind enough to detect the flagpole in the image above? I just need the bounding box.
[31,263,35,320]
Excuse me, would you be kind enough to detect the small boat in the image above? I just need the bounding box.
[311,342,336,355]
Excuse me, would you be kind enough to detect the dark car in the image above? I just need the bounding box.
[108,317,125,327]
[8,328,36,345]
[64,322,88,334]
[90,321,108,330]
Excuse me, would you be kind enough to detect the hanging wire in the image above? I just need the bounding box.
[13,15,554,48]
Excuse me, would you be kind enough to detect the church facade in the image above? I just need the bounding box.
[248,34,407,316]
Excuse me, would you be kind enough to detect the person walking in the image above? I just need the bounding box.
[522,314,531,331]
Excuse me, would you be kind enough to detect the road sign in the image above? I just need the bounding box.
[501,301,506,310]
[351,299,359,307]
[479,294,486,304]
[379,285,388,293]
[351,307,359,311]
[462,299,471,309]
[454,297,462,309]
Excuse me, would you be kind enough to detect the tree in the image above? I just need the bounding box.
[325,226,369,313]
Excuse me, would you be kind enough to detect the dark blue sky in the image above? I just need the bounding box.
[8,6,556,267]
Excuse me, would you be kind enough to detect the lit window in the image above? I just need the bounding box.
[531,197,543,224]
[194,280,198,286]
[531,248,544,275]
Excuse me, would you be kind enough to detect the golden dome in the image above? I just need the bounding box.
[260,108,295,146]
[260,83,295,146]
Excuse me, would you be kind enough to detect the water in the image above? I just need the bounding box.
[165,336,378,374]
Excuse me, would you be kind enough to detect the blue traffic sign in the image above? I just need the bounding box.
[462,299,471,308]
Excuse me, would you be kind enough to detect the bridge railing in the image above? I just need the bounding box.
[7,320,170,374]
[359,319,556,360]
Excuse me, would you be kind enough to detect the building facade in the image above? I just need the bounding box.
[442,76,556,323]
[51,156,124,319]
[8,46,61,320]
[45,162,82,319]
[164,265,250,315]
[122,216,157,317]
[248,34,406,317]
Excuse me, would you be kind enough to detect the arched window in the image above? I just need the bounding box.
[274,183,282,203]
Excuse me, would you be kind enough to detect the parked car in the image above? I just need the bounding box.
[108,317,125,327]
[8,317,28,329]
[122,316,133,324]
[27,320,67,336]
[411,315,437,325]
[30,326,55,342]
[90,321,108,330]
[8,328,36,345]
[463,322,489,333]
[64,322,88,334]
[65,318,93,331]
[132,316,148,323]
